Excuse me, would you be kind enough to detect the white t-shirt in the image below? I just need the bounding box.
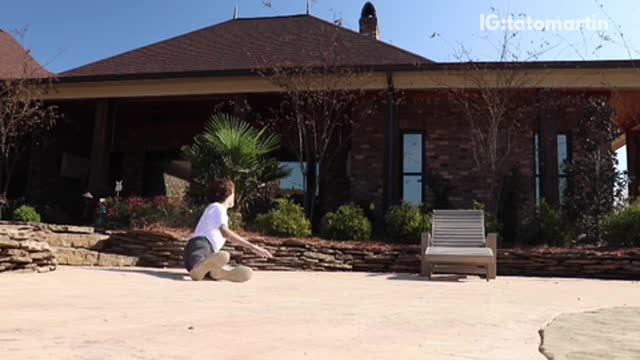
[192,202,228,252]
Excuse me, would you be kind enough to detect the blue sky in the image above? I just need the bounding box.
[2,0,640,73]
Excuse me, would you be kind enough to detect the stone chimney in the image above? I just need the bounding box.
[359,2,380,40]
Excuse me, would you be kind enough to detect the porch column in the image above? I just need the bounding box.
[123,148,146,196]
[538,91,560,208]
[87,99,111,196]
[383,74,400,210]
[627,130,640,199]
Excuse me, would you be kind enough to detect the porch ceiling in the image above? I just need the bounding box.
[611,90,640,130]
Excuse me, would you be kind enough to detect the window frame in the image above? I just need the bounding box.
[399,130,426,205]
[557,132,572,205]
[533,132,572,206]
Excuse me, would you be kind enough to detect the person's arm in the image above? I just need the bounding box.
[220,225,273,258]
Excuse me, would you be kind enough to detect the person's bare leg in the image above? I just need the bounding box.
[189,251,230,281]
[209,264,253,283]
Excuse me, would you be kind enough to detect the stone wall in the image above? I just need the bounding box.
[0,224,56,273]
[104,230,187,268]
[499,248,640,279]
[43,225,138,267]
[102,230,640,279]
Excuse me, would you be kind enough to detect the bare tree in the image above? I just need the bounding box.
[0,29,60,218]
[253,27,382,220]
[432,13,553,215]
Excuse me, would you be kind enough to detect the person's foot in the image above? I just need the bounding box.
[209,265,253,283]
[189,251,230,281]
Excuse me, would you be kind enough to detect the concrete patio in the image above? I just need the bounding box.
[1,267,639,360]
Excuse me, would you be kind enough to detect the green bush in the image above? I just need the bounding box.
[13,206,41,223]
[537,200,568,247]
[181,113,290,212]
[602,201,640,247]
[472,201,501,234]
[254,199,311,237]
[384,204,431,243]
[320,204,372,241]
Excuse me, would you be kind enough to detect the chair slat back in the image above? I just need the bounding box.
[432,210,486,247]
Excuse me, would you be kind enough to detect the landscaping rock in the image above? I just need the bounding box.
[0,237,20,248]
[53,247,138,267]
[84,229,640,280]
[44,224,95,234]
[53,248,99,266]
[97,253,139,267]
[44,233,109,250]
[0,224,56,273]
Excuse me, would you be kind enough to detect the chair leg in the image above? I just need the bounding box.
[488,261,497,280]
[421,258,429,277]
[485,266,490,282]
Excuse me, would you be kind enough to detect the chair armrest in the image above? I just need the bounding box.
[421,232,432,255]
[486,233,497,254]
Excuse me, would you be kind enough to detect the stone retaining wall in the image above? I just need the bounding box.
[105,231,185,267]
[103,230,640,279]
[0,224,56,273]
[44,226,138,267]
[499,248,640,279]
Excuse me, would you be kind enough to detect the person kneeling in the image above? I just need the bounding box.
[183,179,272,282]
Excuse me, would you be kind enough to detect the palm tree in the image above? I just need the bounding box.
[182,113,290,211]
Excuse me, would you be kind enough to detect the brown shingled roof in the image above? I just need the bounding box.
[0,29,50,80]
[60,15,431,80]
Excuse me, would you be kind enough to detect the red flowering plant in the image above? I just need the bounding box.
[101,195,194,229]
[101,197,133,229]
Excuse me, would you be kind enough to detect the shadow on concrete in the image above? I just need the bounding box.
[86,267,189,281]
[367,272,469,282]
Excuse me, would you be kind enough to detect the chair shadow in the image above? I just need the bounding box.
[367,272,468,282]
[87,267,189,281]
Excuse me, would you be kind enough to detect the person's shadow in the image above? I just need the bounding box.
[87,267,189,281]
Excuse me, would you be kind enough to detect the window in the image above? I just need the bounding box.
[402,132,424,205]
[534,133,571,206]
[278,161,319,194]
[557,134,570,205]
[279,162,304,192]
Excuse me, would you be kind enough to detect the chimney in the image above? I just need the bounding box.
[359,2,380,40]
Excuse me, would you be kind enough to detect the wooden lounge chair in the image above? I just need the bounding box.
[421,210,497,281]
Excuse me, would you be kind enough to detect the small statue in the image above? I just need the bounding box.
[115,180,123,198]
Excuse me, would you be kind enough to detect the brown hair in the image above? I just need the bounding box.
[207,179,235,203]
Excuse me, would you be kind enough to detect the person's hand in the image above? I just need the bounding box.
[252,245,273,258]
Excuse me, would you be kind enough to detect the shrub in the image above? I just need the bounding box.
[472,201,501,234]
[537,200,568,247]
[384,204,431,243]
[228,210,244,229]
[254,199,311,237]
[13,205,41,223]
[182,113,290,212]
[601,201,640,247]
[563,97,626,243]
[321,204,372,241]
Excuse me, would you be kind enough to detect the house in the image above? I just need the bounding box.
[0,29,50,79]
[29,2,640,224]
